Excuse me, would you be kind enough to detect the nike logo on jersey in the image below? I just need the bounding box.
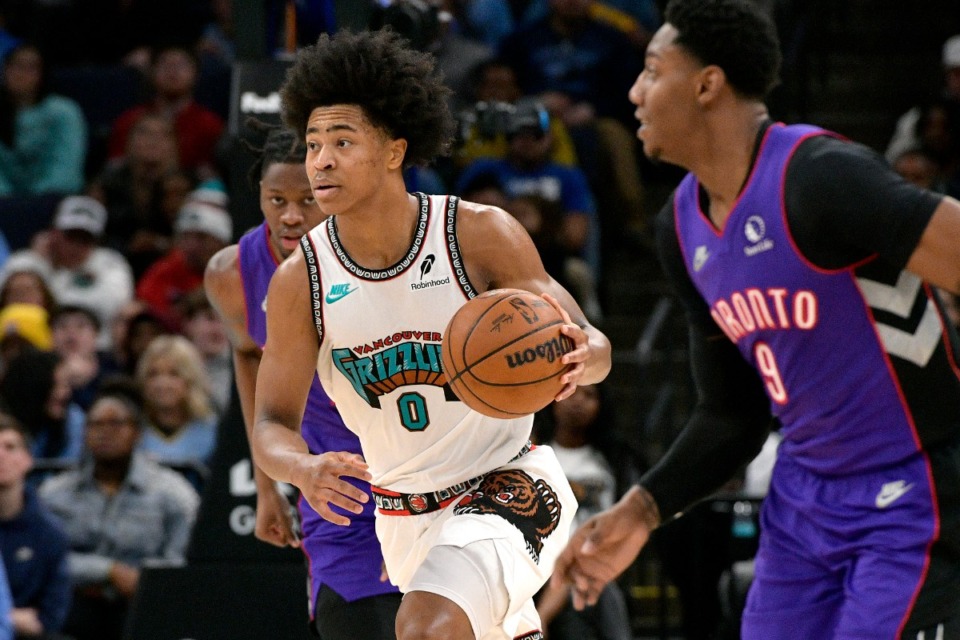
[261,296,267,312]
[325,283,358,304]
[693,245,709,272]
[875,480,913,508]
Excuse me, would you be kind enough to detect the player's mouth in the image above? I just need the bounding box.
[280,234,302,251]
[313,182,338,198]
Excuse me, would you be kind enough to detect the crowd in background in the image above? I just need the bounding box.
[0,1,958,639]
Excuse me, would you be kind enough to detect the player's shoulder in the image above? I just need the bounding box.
[454,197,518,230]
[204,243,240,280]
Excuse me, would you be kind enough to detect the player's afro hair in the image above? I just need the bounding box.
[279,28,456,167]
[665,0,781,99]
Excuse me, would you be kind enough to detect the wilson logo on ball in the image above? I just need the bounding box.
[505,335,573,369]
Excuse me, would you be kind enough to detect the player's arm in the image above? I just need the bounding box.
[552,199,772,608]
[204,246,299,547]
[786,136,960,294]
[252,248,372,526]
[456,200,612,400]
[907,197,960,295]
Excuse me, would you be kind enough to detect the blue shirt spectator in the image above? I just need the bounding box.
[0,413,71,638]
[0,44,87,197]
[0,487,71,636]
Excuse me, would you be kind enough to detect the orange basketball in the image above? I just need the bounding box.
[441,288,574,419]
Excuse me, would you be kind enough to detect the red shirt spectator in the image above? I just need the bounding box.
[107,45,224,174]
[136,196,231,331]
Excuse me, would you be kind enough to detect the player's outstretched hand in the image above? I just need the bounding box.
[551,486,659,609]
[256,482,300,548]
[296,451,373,526]
[541,293,588,401]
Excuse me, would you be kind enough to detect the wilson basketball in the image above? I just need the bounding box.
[441,288,574,419]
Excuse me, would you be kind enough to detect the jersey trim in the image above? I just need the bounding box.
[300,233,325,345]
[443,195,477,299]
[324,192,430,281]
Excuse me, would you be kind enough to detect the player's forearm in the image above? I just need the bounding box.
[233,350,276,490]
[251,419,312,486]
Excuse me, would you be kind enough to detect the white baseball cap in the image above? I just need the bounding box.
[175,202,233,243]
[53,196,108,237]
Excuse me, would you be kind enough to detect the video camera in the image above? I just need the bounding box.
[456,99,551,143]
[369,0,441,52]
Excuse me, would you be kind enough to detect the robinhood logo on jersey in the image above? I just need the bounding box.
[410,253,451,291]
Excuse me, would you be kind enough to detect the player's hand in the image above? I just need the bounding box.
[541,293,588,401]
[294,451,372,526]
[551,486,658,609]
[255,481,300,548]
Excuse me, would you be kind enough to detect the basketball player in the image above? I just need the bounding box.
[552,1,960,638]
[204,123,401,639]
[252,29,612,640]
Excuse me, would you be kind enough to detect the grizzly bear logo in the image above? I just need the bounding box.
[453,469,562,562]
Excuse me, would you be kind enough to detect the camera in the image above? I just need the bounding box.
[457,99,550,143]
[369,0,441,52]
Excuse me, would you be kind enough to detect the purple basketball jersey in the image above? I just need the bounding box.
[674,124,925,475]
[238,223,396,609]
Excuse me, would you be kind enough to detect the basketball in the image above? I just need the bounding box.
[441,288,574,419]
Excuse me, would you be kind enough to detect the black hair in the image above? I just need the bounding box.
[279,28,455,167]
[50,304,101,332]
[664,0,781,99]
[92,374,145,426]
[0,349,65,457]
[0,42,52,146]
[241,117,308,191]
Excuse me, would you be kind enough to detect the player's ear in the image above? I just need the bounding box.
[387,138,407,170]
[696,65,726,106]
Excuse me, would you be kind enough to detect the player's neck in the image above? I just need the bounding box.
[335,190,422,270]
[694,105,769,229]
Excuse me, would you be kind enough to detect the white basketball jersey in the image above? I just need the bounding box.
[300,193,533,493]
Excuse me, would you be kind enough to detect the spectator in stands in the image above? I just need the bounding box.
[39,379,199,640]
[136,195,231,332]
[892,147,945,192]
[0,413,72,639]
[498,0,648,242]
[107,44,224,179]
[0,43,87,197]
[886,33,960,164]
[89,113,183,277]
[110,306,169,378]
[0,256,55,313]
[532,383,641,640]
[14,196,135,351]
[455,98,601,272]
[0,349,84,466]
[179,289,232,415]
[134,335,218,484]
[50,305,119,411]
[499,0,643,128]
[454,58,579,169]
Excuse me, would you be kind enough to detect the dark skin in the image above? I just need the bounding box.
[205,161,324,549]
[253,104,611,640]
[553,21,960,612]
